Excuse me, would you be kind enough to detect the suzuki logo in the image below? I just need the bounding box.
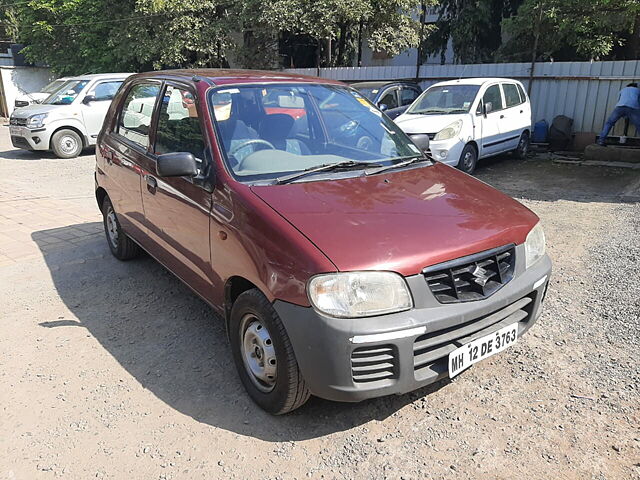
[472,265,490,286]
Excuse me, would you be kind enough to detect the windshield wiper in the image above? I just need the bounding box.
[365,155,431,176]
[274,160,383,185]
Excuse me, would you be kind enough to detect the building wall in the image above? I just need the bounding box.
[0,66,54,117]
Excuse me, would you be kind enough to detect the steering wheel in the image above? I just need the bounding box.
[230,139,276,169]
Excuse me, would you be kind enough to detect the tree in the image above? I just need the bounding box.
[499,0,640,62]
[424,0,524,64]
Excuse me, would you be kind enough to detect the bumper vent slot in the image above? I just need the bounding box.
[413,293,535,378]
[423,244,516,304]
[351,345,397,383]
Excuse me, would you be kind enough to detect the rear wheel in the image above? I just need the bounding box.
[457,143,478,174]
[102,197,141,260]
[229,289,310,414]
[513,131,530,159]
[51,129,83,159]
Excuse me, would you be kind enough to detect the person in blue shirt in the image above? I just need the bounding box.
[598,82,640,145]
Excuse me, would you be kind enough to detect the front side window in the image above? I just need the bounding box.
[118,83,161,148]
[482,85,504,112]
[209,84,423,183]
[91,81,123,101]
[155,85,205,162]
[503,83,522,108]
[379,88,399,109]
[407,85,480,114]
[42,80,89,105]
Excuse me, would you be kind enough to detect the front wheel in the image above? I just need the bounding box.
[513,131,530,159]
[229,289,310,414]
[457,143,478,174]
[51,129,83,158]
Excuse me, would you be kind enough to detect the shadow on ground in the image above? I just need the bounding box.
[32,225,450,442]
[0,147,95,160]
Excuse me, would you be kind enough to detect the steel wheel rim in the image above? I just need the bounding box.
[463,151,474,170]
[240,314,277,393]
[59,135,79,155]
[106,208,119,248]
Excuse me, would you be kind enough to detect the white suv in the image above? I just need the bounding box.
[395,78,532,174]
[9,73,132,158]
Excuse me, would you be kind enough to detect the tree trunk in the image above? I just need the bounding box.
[336,23,347,66]
[357,19,363,67]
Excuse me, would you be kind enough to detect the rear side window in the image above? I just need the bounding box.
[155,85,205,161]
[91,81,122,101]
[118,83,161,148]
[503,83,522,108]
[517,83,527,103]
[400,88,420,106]
[483,85,504,112]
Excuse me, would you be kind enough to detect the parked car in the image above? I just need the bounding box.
[395,78,532,174]
[13,77,69,109]
[95,69,551,415]
[9,73,132,158]
[351,80,422,119]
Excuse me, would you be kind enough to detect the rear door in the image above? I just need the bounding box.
[81,79,125,142]
[136,81,215,299]
[500,82,529,150]
[99,80,162,242]
[477,83,506,157]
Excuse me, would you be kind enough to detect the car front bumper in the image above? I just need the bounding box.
[273,246,552,402]
[9,125,51,151]
[428,137,466,166]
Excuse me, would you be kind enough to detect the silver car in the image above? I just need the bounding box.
[9,73,132,158]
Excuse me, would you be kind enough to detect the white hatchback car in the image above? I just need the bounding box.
[9,73,132,158]
[395,78,531,173]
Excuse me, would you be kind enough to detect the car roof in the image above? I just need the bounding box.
[430,77,523,87]
[351,80,418,88]
[128,69,344,87]
[66,73,134,81]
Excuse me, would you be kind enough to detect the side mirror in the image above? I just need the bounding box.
[483,102,493,115]
[156,152,198,177]
[410,134,430,153]
[379,103,388,112]
[82,95,96,105]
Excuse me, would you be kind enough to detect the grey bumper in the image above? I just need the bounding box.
[273,248,552,402]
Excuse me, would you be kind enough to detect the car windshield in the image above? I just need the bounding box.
[352,87,379,101]
[407,84,480,114]
[209,84,424,183]
[42,80,89,105]
[41,79,66,94]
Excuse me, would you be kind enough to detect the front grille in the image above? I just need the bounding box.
[9,117,26,126]
[351,345,398,383]
[11,136,31,149]
[413,293,535,378]
[423,244,515,304]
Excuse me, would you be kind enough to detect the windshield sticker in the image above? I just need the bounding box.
[371,89,379,94]
[409,144,420,153]
[463,101,471,107]
[218,88,240,94]
[356,97,369,106]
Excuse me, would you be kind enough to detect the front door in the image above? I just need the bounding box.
[137,82,214,300]
[477,84,505,157]
[81,80,125,142]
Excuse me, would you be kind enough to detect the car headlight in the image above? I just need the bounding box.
[27,113,47,128]
[308,271,413,318]
[525,222,546,268]
[434,119,463,141]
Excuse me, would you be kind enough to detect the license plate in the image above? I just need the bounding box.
[448,323,518,378]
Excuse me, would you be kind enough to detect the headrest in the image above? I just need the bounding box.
[260,114,295,140]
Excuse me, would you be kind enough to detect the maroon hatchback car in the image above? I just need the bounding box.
[95,69,551,414]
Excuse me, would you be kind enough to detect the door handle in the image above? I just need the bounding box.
[146,175,157,194]
[520,110,524,113]
[500,114,505,119]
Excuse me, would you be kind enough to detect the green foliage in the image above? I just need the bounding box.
[500,0,640,61]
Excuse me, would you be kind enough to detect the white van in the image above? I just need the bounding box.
[394,78,531,173]
[9,73,132,158]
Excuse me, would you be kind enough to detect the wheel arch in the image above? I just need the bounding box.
[95,186,108,210]
[224,276,261,330]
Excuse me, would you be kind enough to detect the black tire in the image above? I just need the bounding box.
[51,129,83,159]
[229,289,310,414]
[102,197,141,260]
[513,131,530,159]
[457,143,478,174]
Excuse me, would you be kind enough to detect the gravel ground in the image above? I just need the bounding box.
[1,140,639,479]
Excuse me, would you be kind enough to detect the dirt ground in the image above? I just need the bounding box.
[1,126,639,480]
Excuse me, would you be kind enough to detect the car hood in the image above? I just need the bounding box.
[395,113,468,135]
[250,163,539,276]
[11,103,67,118]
